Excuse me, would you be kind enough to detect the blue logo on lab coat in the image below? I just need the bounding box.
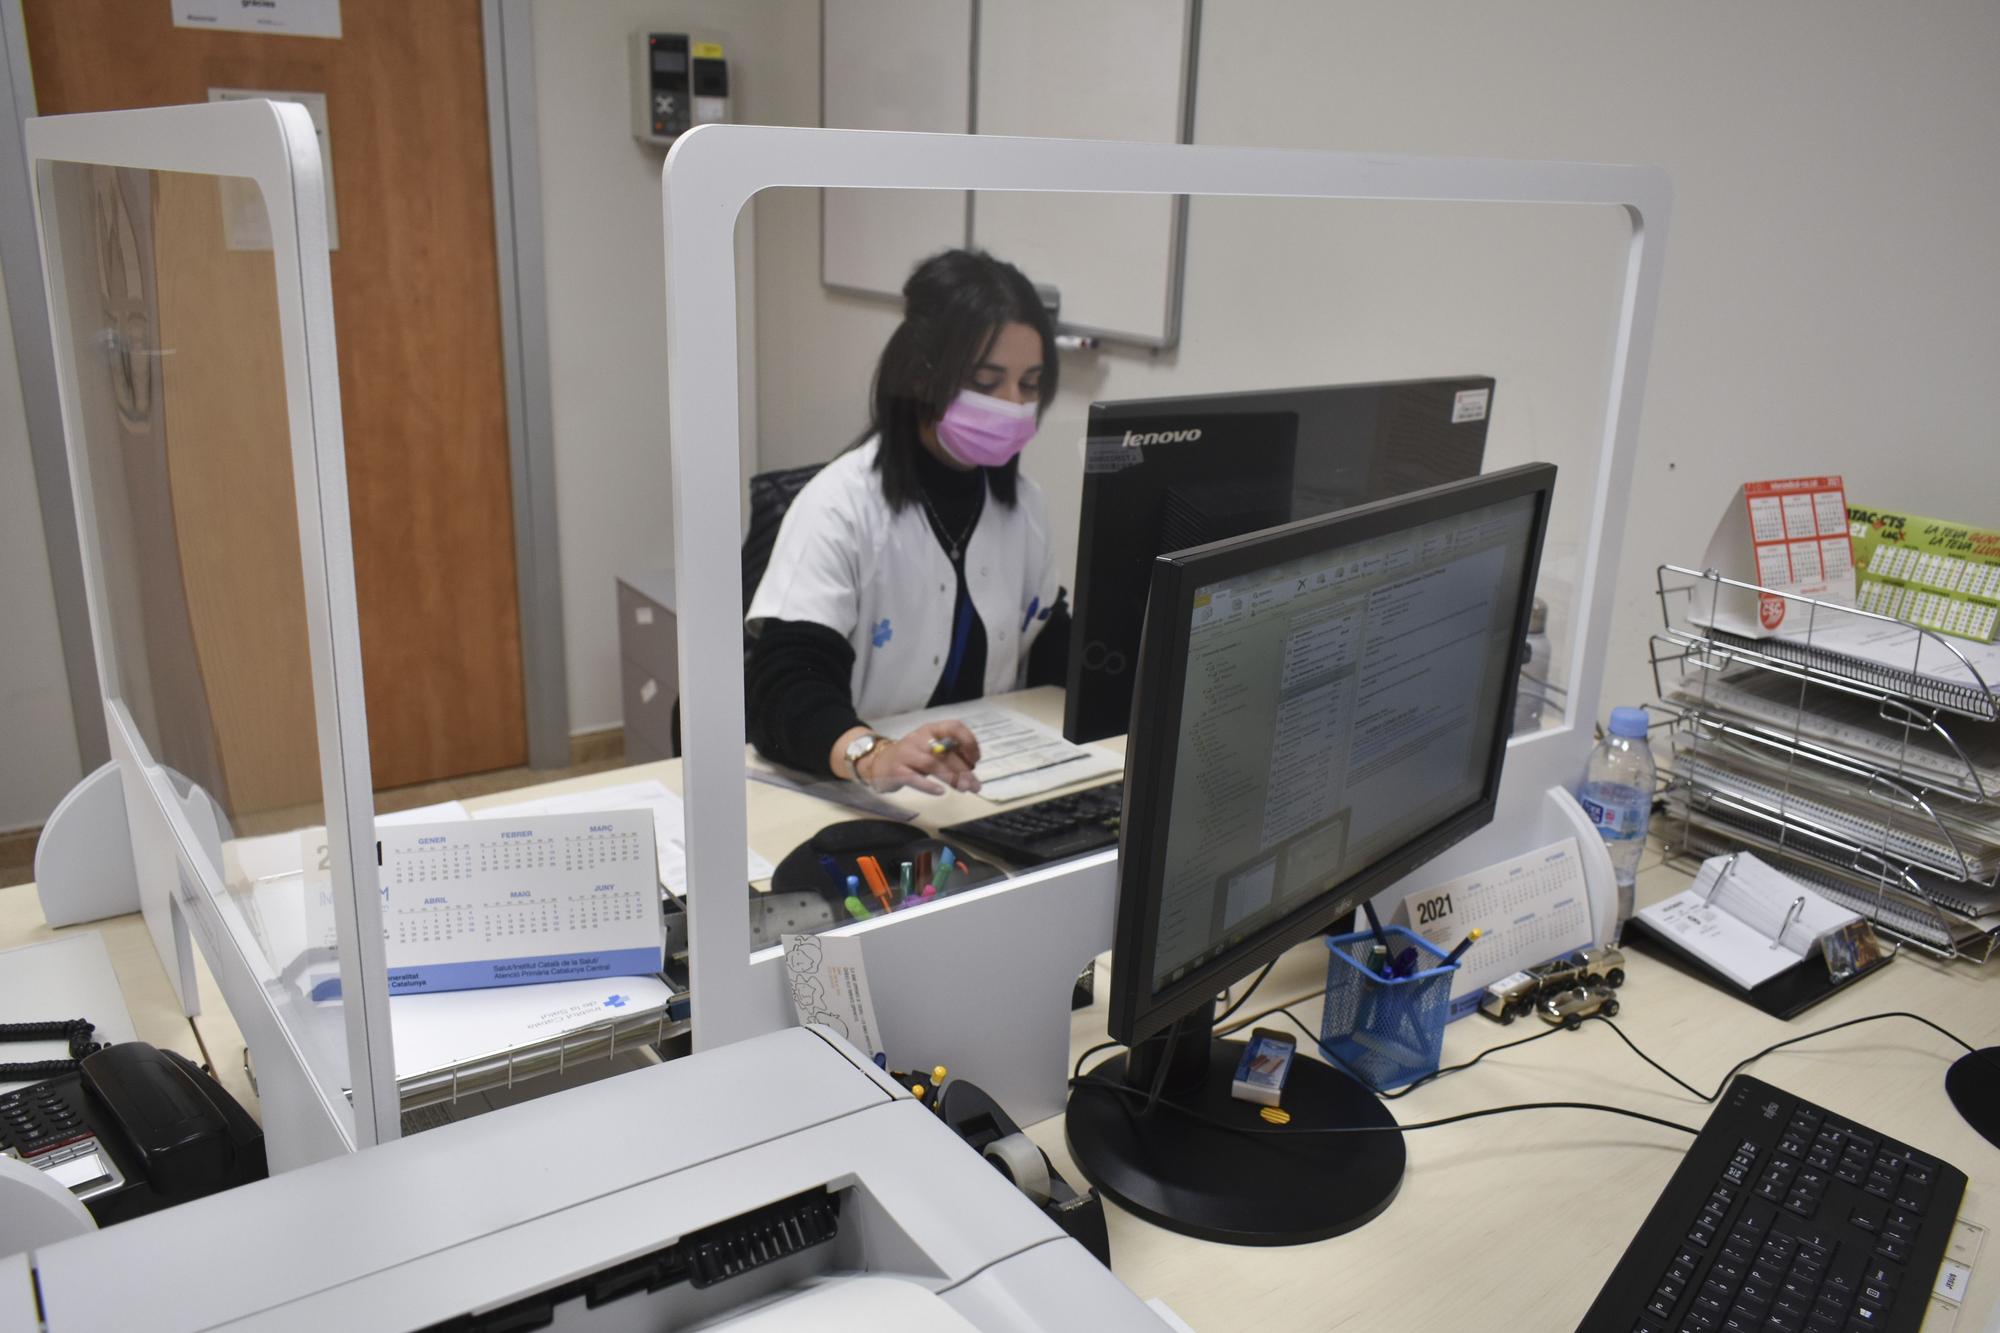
[871,618,893,648]
[603,994,628,1009]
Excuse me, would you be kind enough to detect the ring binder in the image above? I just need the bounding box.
[1770,896,1805,951]
[1704,853,1740,905]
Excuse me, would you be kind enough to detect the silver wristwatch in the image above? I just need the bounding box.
[843,732,891,783]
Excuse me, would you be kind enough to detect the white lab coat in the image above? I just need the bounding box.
[746,438,1061,721]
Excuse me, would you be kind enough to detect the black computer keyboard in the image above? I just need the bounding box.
[1579,1074,1966,1333]
[940,780,1123,866]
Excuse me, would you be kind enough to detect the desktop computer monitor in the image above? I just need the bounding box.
[1066,462,1555,1246]
[1063,376,1495,743]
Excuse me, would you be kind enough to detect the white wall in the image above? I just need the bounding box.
[752,0,2000,727]
[530,0,818,733]
[0,243,83,832]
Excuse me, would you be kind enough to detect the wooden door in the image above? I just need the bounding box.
[27,0,528,795]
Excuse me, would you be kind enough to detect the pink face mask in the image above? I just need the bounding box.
[934,389,1039,468]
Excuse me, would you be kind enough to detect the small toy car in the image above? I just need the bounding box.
[1538,981,1621,1028]
[1479,944,1626,1024]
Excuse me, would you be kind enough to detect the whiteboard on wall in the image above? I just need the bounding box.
[820,0,1196,347]
[972,0,1196,346]
[819,0,973,298]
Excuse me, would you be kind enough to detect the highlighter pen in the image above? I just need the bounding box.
[899,860,913,906]
[817,853,844,890]
[1440,927,1484,968]
[927,735,958,758]
[930,846,957,893]
[844,895,872,921]
[857,856,894,912]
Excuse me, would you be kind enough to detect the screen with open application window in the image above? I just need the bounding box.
[1149,492,1538,992]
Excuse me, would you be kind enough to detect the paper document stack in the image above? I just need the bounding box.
[866,703,1122,804]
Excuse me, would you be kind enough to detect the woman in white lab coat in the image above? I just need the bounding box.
[745,249,1067,795]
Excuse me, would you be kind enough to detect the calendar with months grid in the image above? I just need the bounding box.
[1398,836,1594,1019]
[376,811,663,994]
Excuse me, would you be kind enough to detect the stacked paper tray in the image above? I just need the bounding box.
[1661,665,2000,804]
[1652,565,2000,965]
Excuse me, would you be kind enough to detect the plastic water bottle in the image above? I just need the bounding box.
[1578,706,1656,942]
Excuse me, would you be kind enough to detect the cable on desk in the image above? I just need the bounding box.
[1070,958,1284,1084]
[1073,1040,1120,1083]
[1212,959,1277,1028]
[1593,1010,2000,1104]
[1213,987,1328,1040]
[1067,1070,1701,1138]
[1264,1004,1570,1100]
[0,1059,84,1083]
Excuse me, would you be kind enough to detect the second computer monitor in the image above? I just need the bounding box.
[1064,375,1495,743]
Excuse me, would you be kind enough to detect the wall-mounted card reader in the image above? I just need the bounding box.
[632,33,729,147]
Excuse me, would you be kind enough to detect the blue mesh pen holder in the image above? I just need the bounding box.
[1321,927,1457,1092]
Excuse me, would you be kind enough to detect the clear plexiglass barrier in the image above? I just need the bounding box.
[733,185,1632,955]
[31,101,396,1166]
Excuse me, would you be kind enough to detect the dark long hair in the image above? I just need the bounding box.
[861,249,1059,512]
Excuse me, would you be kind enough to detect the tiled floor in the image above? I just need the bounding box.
[0,730,635,887]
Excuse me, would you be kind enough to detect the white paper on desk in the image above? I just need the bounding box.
[1397,837,1595,1018]
[781,932,882,1060]
[869,702,1122,803]
[388,974,673,1078]
[475,780,774,898]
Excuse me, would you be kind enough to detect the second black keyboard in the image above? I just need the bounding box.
[1578,1073,1966,1332]
[941,780,1123,866]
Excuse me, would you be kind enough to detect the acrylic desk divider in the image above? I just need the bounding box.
[1651,564,2000,964]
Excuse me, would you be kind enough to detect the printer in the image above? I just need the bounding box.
[6,1027,1167,1331]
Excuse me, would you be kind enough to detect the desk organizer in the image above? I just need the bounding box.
[1651,563,2000,964]
[1321,926,1457,1092]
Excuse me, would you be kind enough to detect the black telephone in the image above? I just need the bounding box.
[0,1041,266,1225]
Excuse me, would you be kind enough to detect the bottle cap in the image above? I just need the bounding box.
[1609,706,1650,739]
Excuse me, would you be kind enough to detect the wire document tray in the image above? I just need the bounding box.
[1652,566,2000,965]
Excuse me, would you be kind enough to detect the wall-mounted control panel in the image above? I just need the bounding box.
[632,33,729,147]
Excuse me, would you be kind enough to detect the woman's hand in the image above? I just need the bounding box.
[855,721,983,796]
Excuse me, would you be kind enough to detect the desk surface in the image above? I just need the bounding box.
[1033,850,2000,1331]
[4,692,1995,1330]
